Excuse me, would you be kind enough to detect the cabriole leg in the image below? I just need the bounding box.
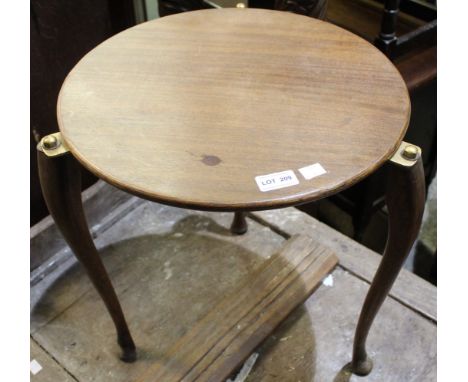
[351,142,425,375]
[37,133,137,362]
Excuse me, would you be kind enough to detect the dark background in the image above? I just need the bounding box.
[30,0,136,225]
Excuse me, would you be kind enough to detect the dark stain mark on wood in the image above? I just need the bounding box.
[202,155,221,166]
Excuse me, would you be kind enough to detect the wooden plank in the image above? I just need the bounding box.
[246,268,436,382]
[31,204,286,382]
[31,201,435,381]
[30,202,285,334]
[251,208,437,321]
[136,235,338,382]
[30,338,76,382]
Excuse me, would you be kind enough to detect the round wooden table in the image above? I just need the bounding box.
[38,8,425,376]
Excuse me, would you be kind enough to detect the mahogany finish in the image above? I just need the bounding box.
[37,8,425,376]
[57,9,410,212]
[352,154,425,375]
[37,149,136,363]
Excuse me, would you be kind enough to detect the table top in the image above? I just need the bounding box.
[58,8,410,211]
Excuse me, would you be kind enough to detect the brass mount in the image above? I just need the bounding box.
[37,132,70,158]
[390,141,421,167]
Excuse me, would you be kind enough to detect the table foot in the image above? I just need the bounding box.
[351,353,373,376]
[119,336,137,363]
[37,133,137,362]
[351,142,425,376]
[230,212,248,235]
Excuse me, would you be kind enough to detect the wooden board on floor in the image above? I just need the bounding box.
[136,235,337,382]
[245,268,437,382]
[31,203,286,382]
[251,208,437,322]
[30,195,436,381]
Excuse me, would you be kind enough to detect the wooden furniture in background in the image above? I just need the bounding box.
[326,0,437,94]
[322,0,436,241]
[374,0,436,59]
[158,0,211,18]
[30,0,136,226]
[38,8,425,377]
[159,0,328,18]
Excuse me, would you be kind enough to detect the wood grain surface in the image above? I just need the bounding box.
[251,207,437,321]
[58,8,410,211]
[135,235,338,382]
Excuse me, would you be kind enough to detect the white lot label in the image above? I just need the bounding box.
[30,359,43,375]
[298,163,327,180]
[255,170,299,192]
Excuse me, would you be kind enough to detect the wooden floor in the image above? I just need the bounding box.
[30,183,436,381]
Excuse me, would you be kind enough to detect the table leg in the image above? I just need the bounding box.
[37,135,136,363]
[352,175,380,242]
[351,143,425,375]
[230,211,248,235]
